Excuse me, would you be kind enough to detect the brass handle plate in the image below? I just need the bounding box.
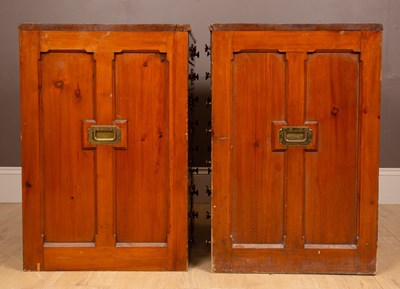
[88,125,121,145]
[279,126,313,146]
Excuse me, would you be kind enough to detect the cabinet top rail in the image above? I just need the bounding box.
[209,23,382,31]
[19,23,191,32]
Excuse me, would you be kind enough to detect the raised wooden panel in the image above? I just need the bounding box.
[232,53,286,246]
[305,53,360,246]
[41,52,96,242]
[115,53,168,244]
[305,53,360,245]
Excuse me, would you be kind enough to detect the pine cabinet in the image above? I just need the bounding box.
[210,24,382,274]
[20,24,192,271]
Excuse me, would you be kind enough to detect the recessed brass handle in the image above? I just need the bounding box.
[279,126,313,146]
[88,125,121,145]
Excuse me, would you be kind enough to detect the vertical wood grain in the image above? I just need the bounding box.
[21,26,190,271]
[232,53,286,245]
[211,31,234,272]
[166,32,189,270]
[211,27,381,273]
[358,30,382,272]
[284,52,307,249]
[305,53,359,245]
[20,30,44,271]
[93,52,116,247]
[115,53,168,243]
[41,52,96,242]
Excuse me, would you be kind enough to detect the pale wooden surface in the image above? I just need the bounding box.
[0,203,399,288]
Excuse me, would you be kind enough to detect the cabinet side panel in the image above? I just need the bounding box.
[232,53,286,245]
[41,52,96,242]
[20,30,44,270]
[115,53,168,243]
[305,53,359,245]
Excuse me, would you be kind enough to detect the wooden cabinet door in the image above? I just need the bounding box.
[210,24,382,274]
[20,24,189,271]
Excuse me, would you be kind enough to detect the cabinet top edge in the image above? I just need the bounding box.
[19,23,192,32]
[209,23,383,31]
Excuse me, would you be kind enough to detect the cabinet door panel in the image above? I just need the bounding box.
[232,53,286,246]
[115,53,168,244]
[305,53,359,246]
[41,52,96,243]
